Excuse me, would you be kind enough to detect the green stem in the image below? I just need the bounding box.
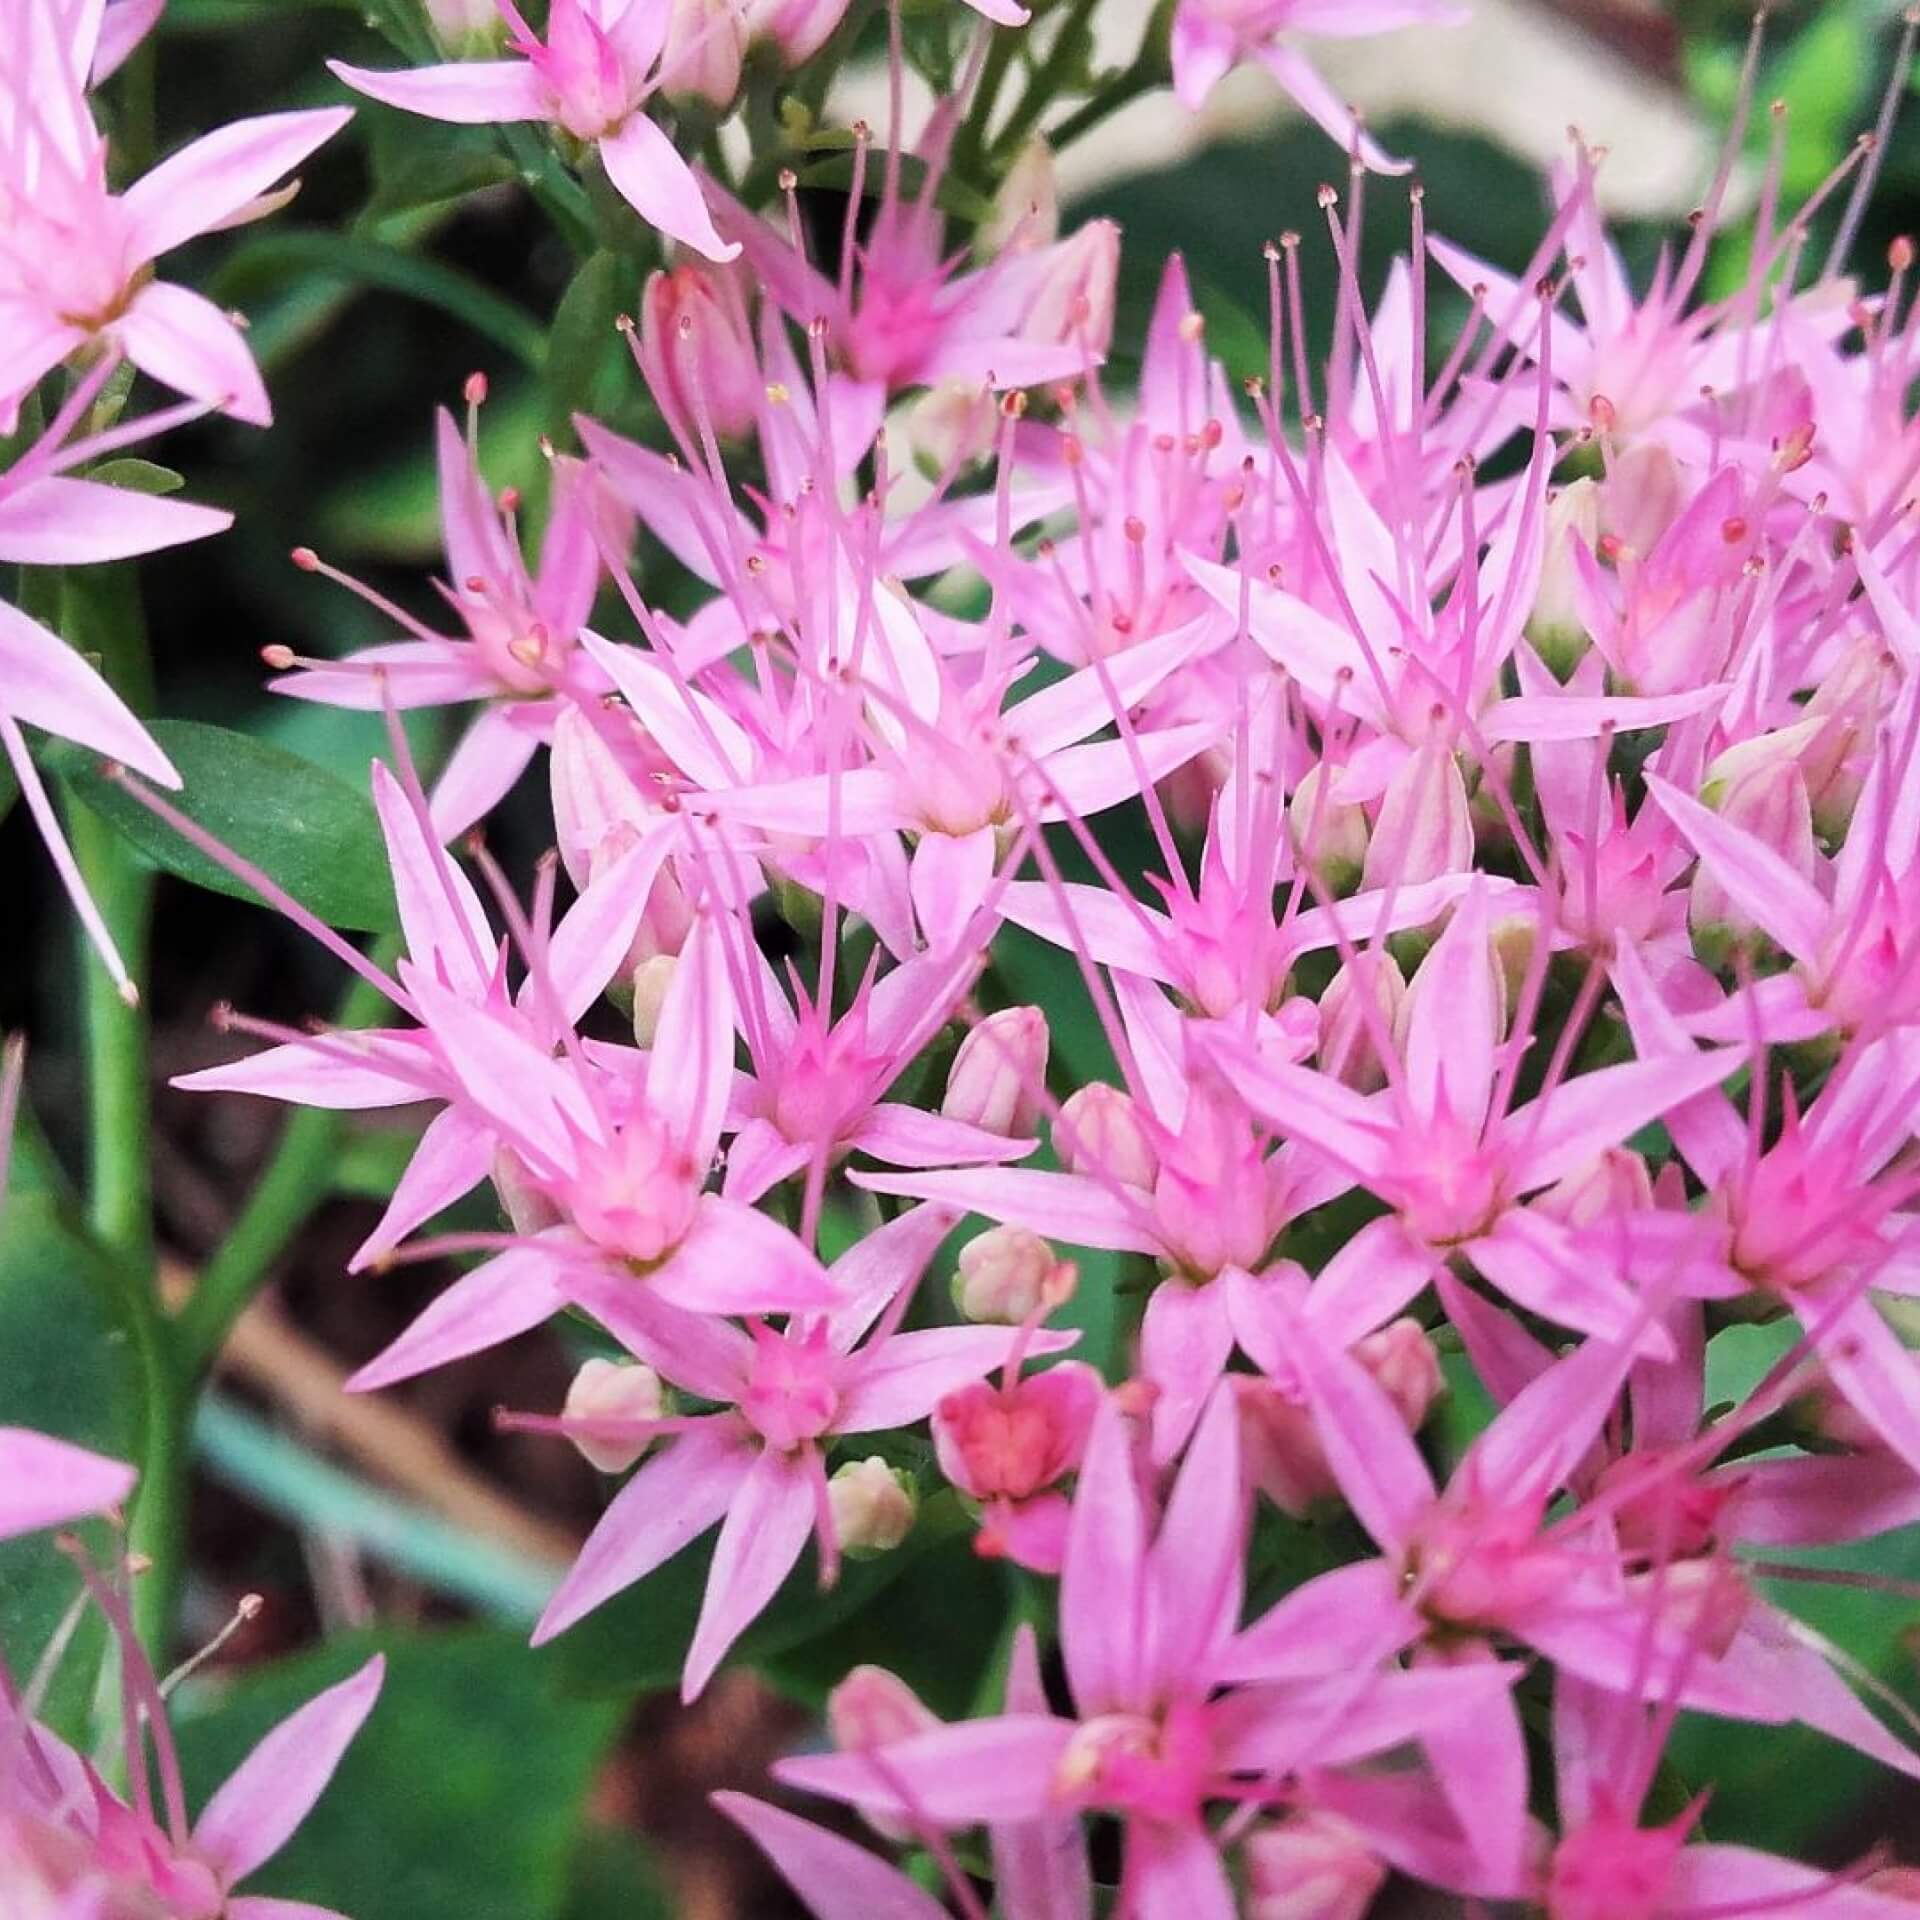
[955,24,1023,185]
[1041,0,1174,155]
[986,0,1098,170]
[175,949,397,1381]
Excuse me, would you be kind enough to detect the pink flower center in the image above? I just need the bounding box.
[1547,1808,1686,1920]
[741,1322,840,1452]
[1394,1115,1505,1246]
[1053,1701,1216,1825]
[1410,1494,1570,1630]
[569,1113,701,1266]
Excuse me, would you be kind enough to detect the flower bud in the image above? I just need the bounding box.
[660,0,747,107]
[1244,1811,1387,1920]
[942,1007,1049,1138]
[906,381,999,475]
[1802,636,1890,837]
[1533,1145,1655,1229]
[952,1226,1074,1325]
[1316,952,1405,1093]
[828,1457,917,1556]
[640,264,759,443]
[563,1358,666,1474]
[1361,743,1473,894]
[745,0,853,64]
[1602,440,1682,554]
[1054,1082,1158,1188]
[1528,478,1600,673]
[630,954,678,1048]
[1355,1317,1444,1433]
[1290,764,1370,895]
[1017,221,1120,365]
[1689,757,1815,948]
[492,1147,562,1237]
[982,139,1059,256]
[827,1664,939,1842]
[424,0,505,55]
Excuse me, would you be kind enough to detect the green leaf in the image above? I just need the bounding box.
[544,1491,969,1698]
[557,1827,675,1920]
[365,116,517,218]
[85,457,186,496]
[211,230,547,371]
[175,1628,624,1920]
[547,250,632,440]
[52,719,399,933]
[0,1188,141,1737]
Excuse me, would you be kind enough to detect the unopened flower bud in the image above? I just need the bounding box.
[424,0,505,55]
[640,264,759,442]
[982,139,1059,256]
[1317,952,1405,1092]
[1528,478,1600,673]
[492,1148,561,1236]
[1361,742,1473,893]
[745,0,852,65]
[907,382,998,475]
[630,954,677,1047]
[943,1007,1048,1138]
[1534,1145,1655,1229]
[1017,221,1120,364]
[828,1457,917,1556]
[1290,764,1370,894]
[660,0,747,107]
[952,1226,1073,1325]
[563,1358,665,1474]
[1244,1811,1387,1920]
[1055,1082,1158,1188]
[1690,757,1815,948]
[1603,440,1682,554]
[1354,1318,1444,1433]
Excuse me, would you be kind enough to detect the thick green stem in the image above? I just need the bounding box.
[1043,0,1175,155]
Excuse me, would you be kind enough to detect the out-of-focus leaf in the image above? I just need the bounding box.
[759,1529,1013,1717]
[85,458,186,496]
[212,230,547,370]
[0,1189,140,1738]
[545,1491,969,1698]
[365,116,516,217]
[557,1827,675,1920]
[53,719,399,932]
[547,249,631,440]
[796,147,997,226]
[175,1628,623,1920]
[193,1394,563,1622]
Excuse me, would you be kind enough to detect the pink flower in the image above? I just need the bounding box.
[271,392,614,837]
[1171,0,1466,170]
[526,1203,1074,1697]
[776,1387,1516,1917]
[1,0,350,425]
[330,0,739,262]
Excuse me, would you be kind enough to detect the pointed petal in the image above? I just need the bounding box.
[562,1263,754,1400]
[193,1657,384,1885]
[598,114,739,263]
[852,1165,1161,1255]
[548,820,675,1023]
[1666,1846,1916,1916]
[1250,1302,1435,1556]
[1420,1668,1530,1891]
[0,476,230,565]
[347,1243,569,1392]
[1196,1035,1396,1186]
[681,1445,815,1699]
[325,57,550,124]
[650,1196,838,1315]
[910,826,996,955]
[649,913,734,1160]
[0,1429,135,1538]
[1059,1393,1149,1716]
[1221,1557,1421,1685]
[117,279,271,426]
[715,1794,951,1920]
[0,599,178,784]
[1403,879,1497,1133]
[172,1034,426,1110]
[1301,1212,1438,1351]
[533,1423,755,1643]
[849,1103,1034,1171]
[1139,1277,1236,1463]
[1811,1290,1920,1478]
[1463,1324,1637,1504]
[824,1201,964,1353]
[370,761,494,998]
[122,109,352,265]
[1646,773,1829,966]
[1124,1819,1235,1920]
[773,1716,1078,1826]
[347,1105,493,1272]
[1145,1385,1244,1691]
[1503,1046,1747,1195]
[1463,1208,1648,1346]
[837,1327,1074,1433]
[428,706,543,842]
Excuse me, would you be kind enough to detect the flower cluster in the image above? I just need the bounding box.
[11,0,1920,1914]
